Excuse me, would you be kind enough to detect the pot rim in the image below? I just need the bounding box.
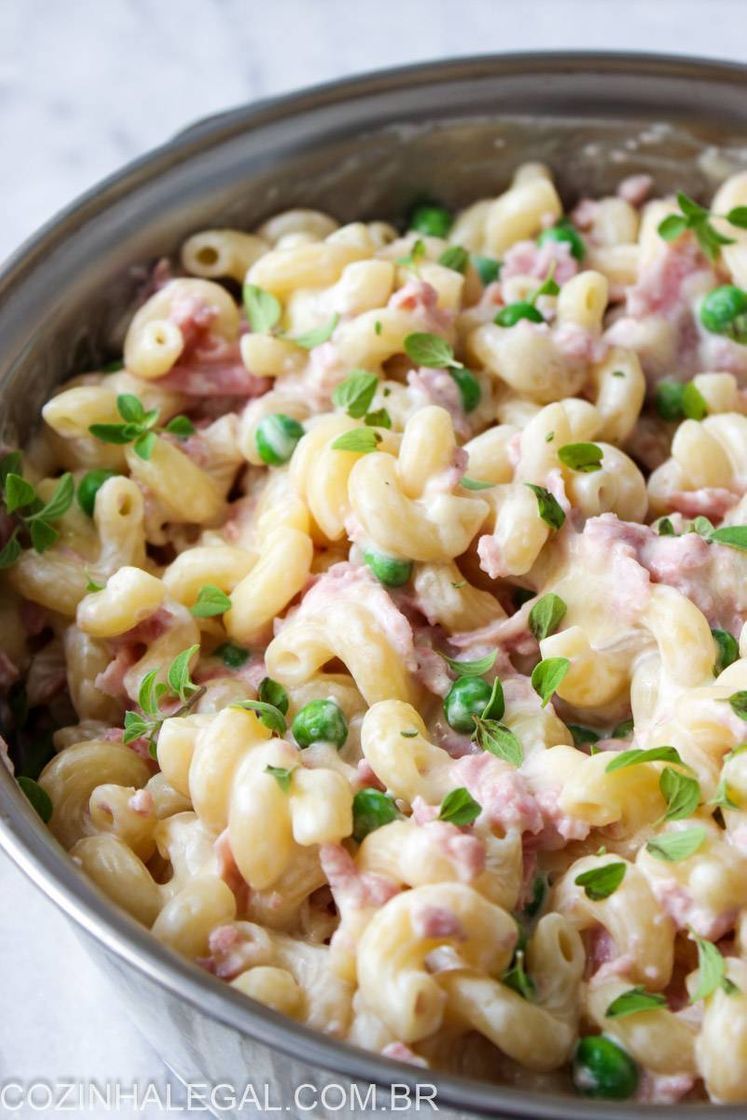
[1,50,745,1118]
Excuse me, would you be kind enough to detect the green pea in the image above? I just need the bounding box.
[449,368,481,412]
[363,550,413,587]
[352,788,399,842]
[472,254,501,286]
[255,414,304,465]
[700,284,747,335]
[494,301,544,327]
[292,699,348,749]
[538,221,586,262]
[573,1036,639,1100]
[77,469,119,517]
[409,202,452,239]
[444,676,496,733]
[258,676,289,715]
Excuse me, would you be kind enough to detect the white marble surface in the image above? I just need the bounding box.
[1,0,746,1114]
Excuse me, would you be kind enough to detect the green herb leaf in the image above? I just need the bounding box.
[330,428,381,453]
[610,718,634,739]
[123,710,155,745]
[657,214,689,242]
[191,584,232,618]
[439,650,497,677]
[557,442,603,473]
[292,313,339,350]
[133,431,157,460]
[4,473,37,513]
[659,767,701,822]
[29,519,58,553]
[138,670,167,717]
[213,641,249,669]
[164,415,196,438]
[605,746,685,773]
[646,826,706,862]
[0,531,21,569]
[352,788,400,842]
[531,657,570,707]
[31,473,74,523]
[166,645,200,703]
[364,408,392,429]
[257,677,289,714]
[709,776,738,811]
[502,950,536,1001]
[473,719,523,767]
[117,394,146,424]
[243,283,282,334]
[529,593,567,641]
[231,699,287,736]
[401,729,418,738]
[605,987,667,1019]
[438,245,469,273]
[265,764,295,793]
[332,371,379,419]
[459,477,495,491]
[17,776,53,823]
[397,238,426,271]
[88,423,137,445]
[85,577,104,593]
[710,526,747,552]
[690,932,738,1002]
[404,332,463,370]
[655,380,685,421]
[712,629,739,676]
[569,724,601,748]
[726,690,747,721]
[575,861,626,901]
[438,787,482,826]
[0,451,23,483]
[726,206,747,229]
[525,483,565,529]
[656,517,676,537]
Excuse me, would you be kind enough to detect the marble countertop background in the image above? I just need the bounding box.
[0,0,745,1114]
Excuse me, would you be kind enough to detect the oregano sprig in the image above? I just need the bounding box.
[89,394,194,460]
[123,644,203,757]
[658,192,747,262]
[0,455,74,569]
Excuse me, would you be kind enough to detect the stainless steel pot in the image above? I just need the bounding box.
[2,52,747,1119]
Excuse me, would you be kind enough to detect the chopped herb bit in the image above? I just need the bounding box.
[557,442,604,473]
[710,526,747,552]
[439,650,497,677]
[646,826,706,862]
[531,657,570,707]
[529,593,567,641]
[438,787,482,826]
[232,699,287,736]
[712,628,739,676]
[690,931,739,1002]
[657,192,737,262]
[265,765,295,793]
[471,254,501,285]
[257,677,289,715]
[364,408,392,429]
[404,332,463,370]
[575,861,626,901]
[502,950,536,1001]
[214,641,250,669]
[243,283,282,334]
[525,483,565,529]
[473,718,523,767]
[658,766,701,822]
[438,245,469,273]
[290,313,339,350]
[332,371,378,418]
[569,724,601,748]
[330,428,381,453]
[191,584,232,618]
[605,987,667,1019]
[460,477,494,491]
[605,746,684,773]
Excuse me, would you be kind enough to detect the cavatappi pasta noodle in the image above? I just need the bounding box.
[5,167,747,1104]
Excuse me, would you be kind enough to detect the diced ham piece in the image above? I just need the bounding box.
[411,904,465,941]
[215,828,250,909]
[532,788,591,850]
[617,174,654,207]
[666,488,740,520]
[451,752,543,835]
[20,600,48,636]
[407,368,470,440]
[652,879,737,941]
[501,239,578,286]
[636,1072,695,1104]
[381,1042,429,1068]
[319,842,399,911]
[389,280,453,333]
[198,923,272,980]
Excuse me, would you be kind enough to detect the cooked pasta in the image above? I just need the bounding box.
[4,165,747,1105]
